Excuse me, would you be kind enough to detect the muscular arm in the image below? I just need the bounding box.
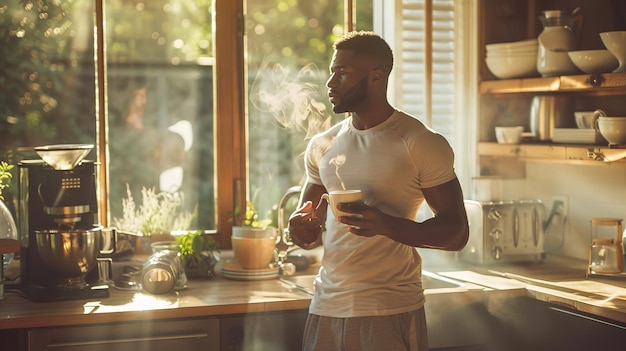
[338,178,469,251]
[287,182,328,249]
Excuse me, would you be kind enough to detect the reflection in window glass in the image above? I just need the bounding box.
[106,0,215,231]
[0,0,96,205]
[246,0,363,221]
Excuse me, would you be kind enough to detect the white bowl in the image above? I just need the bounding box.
[487,51,537,58]
[486,38,538,52]
[600,31,626,72]
[495,126,524,144]
[575,110,602,129]
[596,117,626,145]
[487,47,538,56]
[567,50,619,74]
[486,55,538,79]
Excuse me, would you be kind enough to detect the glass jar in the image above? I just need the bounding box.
[141,241,188,294]
[588,218,624,275]
[537,10,578,77]
[0,200,18,271]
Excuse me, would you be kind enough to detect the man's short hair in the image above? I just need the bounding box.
[333,31,394,73]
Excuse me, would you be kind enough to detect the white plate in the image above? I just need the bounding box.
[220,260,279,281]
[552,128,605,144]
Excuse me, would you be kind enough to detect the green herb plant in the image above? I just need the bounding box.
[0,162,14,201]
[113,185,197,235]
[175,230,220,279]
[236,200,272,228]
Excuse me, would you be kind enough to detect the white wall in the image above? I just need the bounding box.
[501,161,626,260]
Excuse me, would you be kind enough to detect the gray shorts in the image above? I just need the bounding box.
[302,307,428,351]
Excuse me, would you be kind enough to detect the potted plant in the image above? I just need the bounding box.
[175,230,220,279]
[232,200,275,237]
[113,185,198,254]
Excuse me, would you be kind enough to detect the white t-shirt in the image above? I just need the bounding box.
[305,110,457,318]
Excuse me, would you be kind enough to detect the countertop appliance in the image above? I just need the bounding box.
[460,199,545,265]
[17,145,109,301]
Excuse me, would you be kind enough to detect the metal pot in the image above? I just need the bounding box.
[529,95,574,141]
[35,227,115,288]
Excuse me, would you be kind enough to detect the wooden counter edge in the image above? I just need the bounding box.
[0,298,312,330]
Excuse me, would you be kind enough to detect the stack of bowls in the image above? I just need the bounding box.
[486,38,538,79]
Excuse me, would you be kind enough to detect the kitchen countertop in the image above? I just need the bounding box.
[1,253,624,330]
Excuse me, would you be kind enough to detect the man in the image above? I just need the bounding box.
[288,31,469,351]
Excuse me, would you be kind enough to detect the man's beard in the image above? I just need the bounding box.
[332,77,368,113]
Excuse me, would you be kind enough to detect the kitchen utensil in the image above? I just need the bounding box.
[595,116,626,145]
[486,38,538,52]
[537,10,579,77]
[574,110,604,129]
[0,239,19,300]
[567,50,619,74]
[551,128,605,144]
[231,226,277,269]
[18,155,106,301]
[588,218,624,276]
[485,55,538,79]
[35,227,115,288]
[495,126,523,144]
[529,95,573,141]
[142,241,188,294]
[599,31,626,73]
[0,200,17,272]
[484,38,538,79]
[34,144,94,171]
[460,200,545,265]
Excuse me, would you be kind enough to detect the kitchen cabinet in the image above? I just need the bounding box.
[21,310,309,351]
[478,0,626,179]
[493,296,626,351]
[220,310,308,350]
[27,317,220,351]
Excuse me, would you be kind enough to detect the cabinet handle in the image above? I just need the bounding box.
[549,306,626,330]
[45,332,209,348]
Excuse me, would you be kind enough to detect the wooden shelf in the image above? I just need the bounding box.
[478,142,626,164]
[481,72,626,94]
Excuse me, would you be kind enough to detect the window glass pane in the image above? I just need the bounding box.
[246,0,373,221]
[0,0,96,202]
[106,0,215,232]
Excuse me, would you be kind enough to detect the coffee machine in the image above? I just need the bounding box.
[17,144,110,301]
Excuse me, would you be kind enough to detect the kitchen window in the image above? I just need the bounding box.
[0,0,474,246]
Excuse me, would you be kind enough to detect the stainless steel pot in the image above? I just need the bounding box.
[35,227,115,288]
[529,95,574,141]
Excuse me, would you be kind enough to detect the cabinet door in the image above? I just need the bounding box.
[28,317,219,351]
[220,310,308,351]
[495,296,626,351]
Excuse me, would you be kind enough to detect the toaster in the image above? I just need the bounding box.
[460,199,546,265]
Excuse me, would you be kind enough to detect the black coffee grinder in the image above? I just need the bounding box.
[17,144,110,301]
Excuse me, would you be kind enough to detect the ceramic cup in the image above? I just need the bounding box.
[320,190,362,219]
[231,226,277,269]
[596,116,626,145]
[575,110,604,129]
[495,126,524,144]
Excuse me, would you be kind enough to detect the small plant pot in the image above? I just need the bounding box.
[183,253,217,279]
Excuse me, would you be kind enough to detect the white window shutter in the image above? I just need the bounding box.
[376,0,478,192]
